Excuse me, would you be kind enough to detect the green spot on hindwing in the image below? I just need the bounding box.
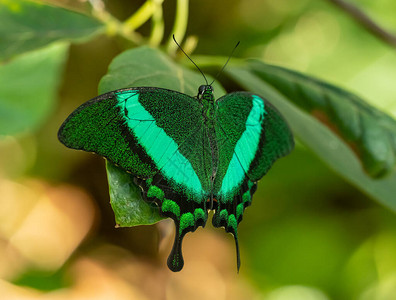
[236,203,244,220]
[242,191,251,204]
[162,199,180,218]
[248,181,255,189]
[227,214,238,232]
[180,213,195,234]
[147,185,165,200]
[220,209,228,223]
[194,208,206,222]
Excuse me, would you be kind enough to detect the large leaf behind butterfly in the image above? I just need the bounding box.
[226,64,396,212]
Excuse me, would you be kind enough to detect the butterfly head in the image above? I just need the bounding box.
[197,85,214,100]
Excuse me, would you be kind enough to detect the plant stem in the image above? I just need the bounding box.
[326,0,396,48]
[167,0,189,53]
[124,1,155,31]
[88,0,142,44]
[149,0,165,46]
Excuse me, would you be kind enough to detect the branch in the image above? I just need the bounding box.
[326,0,396,48]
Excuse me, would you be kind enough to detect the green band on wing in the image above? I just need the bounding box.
[116,91,203,197]
[219,95,265,198]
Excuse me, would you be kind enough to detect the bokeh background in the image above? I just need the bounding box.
[1,0,396,299]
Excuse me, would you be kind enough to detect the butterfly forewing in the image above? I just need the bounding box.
[58,91,157,177]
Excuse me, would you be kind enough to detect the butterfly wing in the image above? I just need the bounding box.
[58,89,157,177]
[58,87,213,271]
[213,92,294,270]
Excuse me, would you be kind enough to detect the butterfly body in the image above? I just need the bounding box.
[198,85,218,207]
[58,85,293,272]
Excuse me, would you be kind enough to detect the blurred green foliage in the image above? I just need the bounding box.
[1,0,396,299]
[0,43,68,136]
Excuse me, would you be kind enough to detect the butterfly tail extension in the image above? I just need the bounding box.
[212,200,241,272]
[225,213,241,272]
[234,227,241,272]
[212,178,257,271]
[167,223,185,272]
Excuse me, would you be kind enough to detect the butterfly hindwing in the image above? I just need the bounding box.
[213,92,294,270]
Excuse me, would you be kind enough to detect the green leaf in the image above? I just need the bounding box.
[106,160,164,226]
[100,46,225,227]
[0,0,103,60]
[99,46,226,96]
[247,61,396,178]
[0,42,68,136]
[226,65,396,212]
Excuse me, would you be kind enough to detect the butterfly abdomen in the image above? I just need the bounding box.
[201,91,220,201]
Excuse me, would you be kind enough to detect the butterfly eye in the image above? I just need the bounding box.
[198,85,206,95]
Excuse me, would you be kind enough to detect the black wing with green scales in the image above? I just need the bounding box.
[213,92,294,271]
[58,87,214,271]
[58,87,294,273]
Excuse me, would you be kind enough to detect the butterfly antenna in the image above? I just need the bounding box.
[209,41,240,86]
[173,34,209,85]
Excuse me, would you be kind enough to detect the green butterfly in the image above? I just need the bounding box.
[58,84,293,272]
[58,39,294,272]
